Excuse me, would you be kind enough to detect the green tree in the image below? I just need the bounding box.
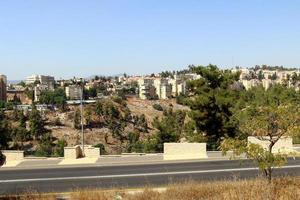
[34,133,53,157]
[39,88,67,110]
[136,114,148,132]
[0,110,11,150]
[152,103,164,111]
[54,139,67,157]
[151,108,186,152]
[257,70,265,81]
[73,108,81,129]
[186,64,240,149]
[84,106,93,127]
[221,104,300,182]
[29,108,48,140]
[11,127,29,150]
[126,130,141,152]
[95,100,125,139]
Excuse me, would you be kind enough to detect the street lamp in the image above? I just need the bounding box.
[80,80,85,156]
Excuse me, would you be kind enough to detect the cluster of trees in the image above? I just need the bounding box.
[39,88,67,110]
[73,98,149,150]
[149,108,186,152]
[168,64,300,181]
[0,107,67,157]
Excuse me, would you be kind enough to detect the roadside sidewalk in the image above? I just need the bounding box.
[0,152,232,170]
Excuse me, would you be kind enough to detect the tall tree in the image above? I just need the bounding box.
[151,108,186,152]
[29,108,48,140]
[186,64,240,149]
[0,110,11,150]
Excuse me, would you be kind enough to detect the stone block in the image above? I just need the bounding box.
[64,145,83,159]
[248,136,294,153]
[164,143,207,160]
[84,146,100,158]
[2,150,24,167]
[2,150,24,161]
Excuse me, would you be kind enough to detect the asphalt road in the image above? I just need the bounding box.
[0,158,300,195]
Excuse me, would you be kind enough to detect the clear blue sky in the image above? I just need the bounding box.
[1,0,300,80]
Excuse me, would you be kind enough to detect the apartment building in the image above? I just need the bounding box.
[26,75,55,86]
[233,68,300,90]
[0,74,7,102]
[169,78,187,97]
[138,78,155,100]
[153,78,172,99]
[65,85,82,100]
[138,77,186,100]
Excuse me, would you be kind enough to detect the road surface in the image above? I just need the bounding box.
[0,158,300,195]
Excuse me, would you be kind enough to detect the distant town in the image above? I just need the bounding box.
[1,65,300,111]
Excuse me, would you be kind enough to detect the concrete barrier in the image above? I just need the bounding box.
[248,136,294,154]
[2,150,24,167]
[60,145,100,165]
[64,145,101,159]
[84,146,100,158]
[163,143,207,160]
[64,146,83,159]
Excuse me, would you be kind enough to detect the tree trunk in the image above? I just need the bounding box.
[265,167,272,183]
[266,141,275,183]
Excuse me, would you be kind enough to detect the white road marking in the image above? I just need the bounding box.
[1,165,300,183]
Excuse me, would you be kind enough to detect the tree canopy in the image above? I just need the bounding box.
[186,64,240,149]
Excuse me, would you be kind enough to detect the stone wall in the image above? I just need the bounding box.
[2,150,24,165]
[164,143,207,160]
[248,136,294,153]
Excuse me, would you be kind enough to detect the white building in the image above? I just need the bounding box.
[169,78,187,97]
[241,79,260,90]
[154,78,171,99]
[26,75,55,86]
[138,77,186,100]
[138,78,155,100]
[65,85,82,100]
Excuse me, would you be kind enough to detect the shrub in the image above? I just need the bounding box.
[152,104,163,111]
[93,143,107,155]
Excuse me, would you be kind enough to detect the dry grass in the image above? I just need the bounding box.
[3,177,300,200]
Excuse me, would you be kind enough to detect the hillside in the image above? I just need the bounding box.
[45,97,189,154]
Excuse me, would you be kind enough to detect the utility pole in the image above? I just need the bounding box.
[80,80,85,156]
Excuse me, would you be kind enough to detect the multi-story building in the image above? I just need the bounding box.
[169,78,187,97]
[177,81,187,95]
[26,75,55,86]
[65,85,82,100]
[233,67,300,90]
[153,78,172,99]
[138,77,186,100]
[34,84,50,102]
[160,84,172,99]
[0,74,7,102]
[240,79,260,90]
[138,78,155,100]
